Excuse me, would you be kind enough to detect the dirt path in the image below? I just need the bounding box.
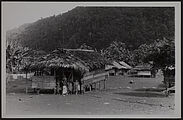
[5,76,175,116]
[6,90,174,116]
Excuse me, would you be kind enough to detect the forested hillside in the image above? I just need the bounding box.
[6,7,174,52]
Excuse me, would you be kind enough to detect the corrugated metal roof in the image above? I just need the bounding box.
[119,61,132,69]
[112,61,126,69]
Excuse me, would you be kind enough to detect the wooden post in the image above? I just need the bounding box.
[25,70,28,94]
[104,79,106,90]
[96,82,98,90]
[99,81,101,90]
[37,89,40,95]
[89,84,92,91]
[71,69,74,94]
[83,85,85,93]
[80,82,81,93]
[54,68,56,94]
[95,82,97,90]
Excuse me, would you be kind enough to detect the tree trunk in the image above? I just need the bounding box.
[25,70,28,94]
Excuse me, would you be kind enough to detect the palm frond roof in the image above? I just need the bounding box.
[24,48,110,72]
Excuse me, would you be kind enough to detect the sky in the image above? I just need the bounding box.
[2,2,78,31]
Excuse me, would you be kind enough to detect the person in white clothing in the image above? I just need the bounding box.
[75,80,80,95]
[62,76,67,96]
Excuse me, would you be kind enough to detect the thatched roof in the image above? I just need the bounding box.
[28,49,87,71]
[23,48,110,72]
[70,50,109,71]
[20,49,47,71]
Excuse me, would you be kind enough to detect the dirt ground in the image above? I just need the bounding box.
[5,75,175,117]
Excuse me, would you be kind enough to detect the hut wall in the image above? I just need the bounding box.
[137,70,151,76]
[31,76,56,89]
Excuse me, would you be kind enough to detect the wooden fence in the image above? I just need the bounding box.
[81,70,108,91]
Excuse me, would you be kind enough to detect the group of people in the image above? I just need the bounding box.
[55,75,84,96]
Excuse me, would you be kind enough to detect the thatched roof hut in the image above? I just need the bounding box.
[22,48,109,74]
[20,48,110,93]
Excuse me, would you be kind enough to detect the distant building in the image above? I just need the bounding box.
[105,64,116,76]
[119,61,132,69]
[119,61,132,75]
[105,61,132,76]
[131,64,152,77]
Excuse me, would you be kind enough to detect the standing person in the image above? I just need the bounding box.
[73,80,76,94]
[67,81,72,95]
[78,82,81,94]
[55,82,59,95]
[80,81,84,94]
[55,74,60,94]
[75,80,80,95]
[55,75,58,94]
[62,76,67,96]
[59,78,63,95]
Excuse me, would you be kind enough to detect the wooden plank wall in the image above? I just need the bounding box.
[82,70,108,90]
[31,76,56,89]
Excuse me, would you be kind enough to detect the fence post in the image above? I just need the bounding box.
[95,82,97,90]
[89,84,92,91]
[104,79,106,90]
[25,71,28,94]
[98,81,100,90]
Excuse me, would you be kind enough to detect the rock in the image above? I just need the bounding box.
[18,98,24,102]
[160,104,163,107]
[129,80,134,84]
[126,86,131,89]
[103,102,110,105]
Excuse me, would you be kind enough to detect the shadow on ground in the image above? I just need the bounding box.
[114,92,166,98]
[134,88,165,92]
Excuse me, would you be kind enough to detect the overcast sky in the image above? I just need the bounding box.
[2,2,79,31]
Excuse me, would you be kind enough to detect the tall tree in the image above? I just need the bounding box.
[102,41,133,65]
[143,38,175,69]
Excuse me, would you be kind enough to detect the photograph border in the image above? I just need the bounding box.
[1,1,181,118]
